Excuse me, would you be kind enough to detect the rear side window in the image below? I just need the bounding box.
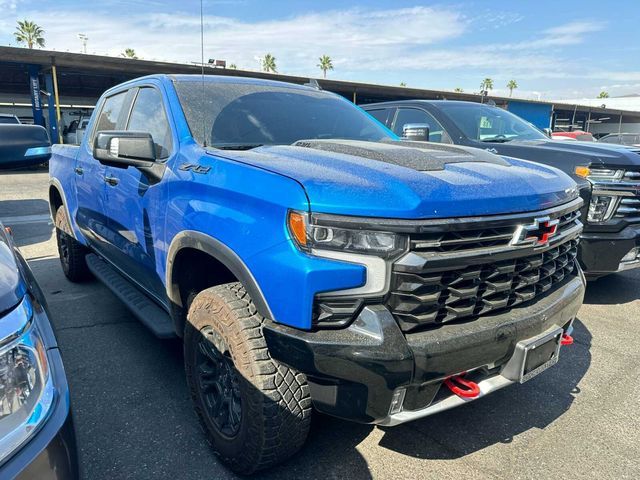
[127,88,172,159]
[393,108,452,144]
[366,108,393,127]
[92,91,127,142]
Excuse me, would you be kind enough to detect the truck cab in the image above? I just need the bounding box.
[49,75,585,474]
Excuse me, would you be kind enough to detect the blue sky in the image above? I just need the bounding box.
[1,0,639,99]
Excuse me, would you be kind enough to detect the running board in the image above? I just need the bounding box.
[85,253,176,338]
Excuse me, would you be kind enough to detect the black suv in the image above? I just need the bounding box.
[363,100,640,278]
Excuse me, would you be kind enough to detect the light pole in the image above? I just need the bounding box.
[77,33,88,54]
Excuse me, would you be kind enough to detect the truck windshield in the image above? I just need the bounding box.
[436,103,547,143]
[174,80,394,149]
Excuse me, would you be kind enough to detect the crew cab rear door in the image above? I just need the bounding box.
[101,85,174,302]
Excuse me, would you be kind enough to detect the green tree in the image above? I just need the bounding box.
[262,53,277,73]
[121,48,138,59]
[480,77,494,92]
[228,63,237,69]
[507,79,518,97]
[14,20,45,49]
[317,55,334,78]
[400,82,407,87]
[598,91,609,98]
[454,87,464,93]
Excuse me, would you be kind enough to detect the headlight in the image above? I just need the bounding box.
[287,211,407,258]
[0,296,55,465]
[587,195,619,223]
[575,166,624,182]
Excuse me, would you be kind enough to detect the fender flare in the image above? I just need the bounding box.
[165,231,275,326]
[48,178,78,240]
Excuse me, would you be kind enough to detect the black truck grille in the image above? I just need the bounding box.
[386,202,583,333]
[614,198,640,219]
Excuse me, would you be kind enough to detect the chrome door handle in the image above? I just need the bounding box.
[74,167,83,175]
[104,176,119,186]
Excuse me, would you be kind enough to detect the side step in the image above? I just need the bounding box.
[85,253,176,338]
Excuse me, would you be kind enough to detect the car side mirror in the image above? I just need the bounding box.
[93,131,156,168]
[0,125,51,169]
[402,123,430,142]
[543,128,553,138]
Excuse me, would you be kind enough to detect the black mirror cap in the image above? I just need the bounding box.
[94,131,156,167]
[0,124,51,169]
[402,123,430,142]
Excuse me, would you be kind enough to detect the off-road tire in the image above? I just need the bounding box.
[184,282,312,475]
[54,207,90,282]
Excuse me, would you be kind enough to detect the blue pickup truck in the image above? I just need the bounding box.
[49,75,585,474]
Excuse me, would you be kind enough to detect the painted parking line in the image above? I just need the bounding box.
[1,214,52,225]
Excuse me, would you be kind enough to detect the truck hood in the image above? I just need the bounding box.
[490,139,640,168]
[0,226,26,315]
[218,140,578,218]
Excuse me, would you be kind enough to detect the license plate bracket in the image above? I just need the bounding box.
[502,327,563,384]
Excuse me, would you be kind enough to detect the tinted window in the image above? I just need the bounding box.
[0,116,19,124]
[175,81,394,148]
[600,135,619,144]
[127,88,172,158]
[366,108,393,127]
[437,103,547,142]
[393,108,452,143]
[92,91,127,143]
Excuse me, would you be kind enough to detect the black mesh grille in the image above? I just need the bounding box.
[387,238,579,332]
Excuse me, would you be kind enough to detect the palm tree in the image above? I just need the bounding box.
[317,55,334,78]
[14,20,45,49]
[400,82,407,87]
[228,63,237,69]
[262,53,277,73]
[121,48,138,59]
[598,91,609,99]
[507,80,518,97]
[454,87,464,93]
[480,78,494,92]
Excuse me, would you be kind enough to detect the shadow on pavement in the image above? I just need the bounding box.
[0,198,50,217]
[376,318,591,460]
[583,270,640,305]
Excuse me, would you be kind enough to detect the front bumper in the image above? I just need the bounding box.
[264,274,585,425]
[580,223,640,275]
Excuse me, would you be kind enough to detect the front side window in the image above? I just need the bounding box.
[174,81,394,149]
[366,108,393,128]
[91,91,127,145]
[393,108,452,143]
[127,88,172,158]
[437,103,547,143]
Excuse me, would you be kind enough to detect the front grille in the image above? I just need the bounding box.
[386,202,583,333]
[614,198,640,218]
[410,208,580,255]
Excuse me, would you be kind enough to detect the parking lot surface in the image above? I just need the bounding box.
[1,169,639,480]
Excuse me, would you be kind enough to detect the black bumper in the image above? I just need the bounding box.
[580,223,640,275]
[264,274,585,424]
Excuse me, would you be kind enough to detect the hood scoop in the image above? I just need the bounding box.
[292,139,509,171]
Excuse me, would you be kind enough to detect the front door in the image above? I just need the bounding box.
[102,86,174,302]
[75,90,128,254]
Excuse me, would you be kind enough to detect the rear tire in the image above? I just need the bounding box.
[54,207,90,282]
[184,282,312,475]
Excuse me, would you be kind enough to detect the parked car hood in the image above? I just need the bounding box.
[489,139,640,169]
[217,140,578,218]
[0,225,27,314]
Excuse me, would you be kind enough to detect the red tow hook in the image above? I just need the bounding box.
[444,374,481,399]
[561,333,574,346]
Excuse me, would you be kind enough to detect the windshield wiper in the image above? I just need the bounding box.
[212,143,264,150]
[480,137,512,143]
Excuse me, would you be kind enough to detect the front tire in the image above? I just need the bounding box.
[54,207,90,282]
[184,283,312,475]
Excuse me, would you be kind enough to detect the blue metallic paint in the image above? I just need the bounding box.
[50,75,578,329]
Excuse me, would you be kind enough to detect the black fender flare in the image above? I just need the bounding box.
[165,231,275,333]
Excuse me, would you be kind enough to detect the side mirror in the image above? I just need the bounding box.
[543,128,553,138]
[93,131,156,168]
[0,124,51,169]
[402,123,430,142]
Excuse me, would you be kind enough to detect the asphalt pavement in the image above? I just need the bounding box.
[1,169,639,480]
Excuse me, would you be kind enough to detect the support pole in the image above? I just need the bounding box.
[52,64,63,144]
[618,112,623,134]
[352,90,357,104]
[44,72,59,144]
